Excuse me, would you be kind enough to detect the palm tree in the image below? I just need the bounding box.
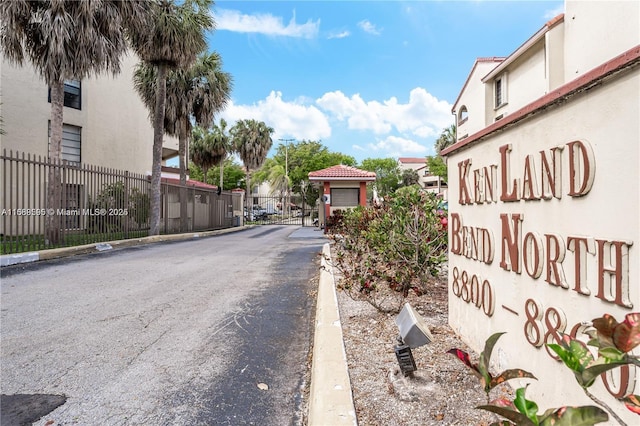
[190,124,230,184]
[190,127,217,184]
[428,124,456,185]
[435,124,456,155]
[231,119,274,215]
[129,0,213,235]
[0,0,148,244]
[134,51,232,231]
[267,163,290,214]
[211,119,232,190]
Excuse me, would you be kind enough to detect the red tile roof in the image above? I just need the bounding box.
[398,157,426,164]
[308,164,376,181]
[161,177,218,190]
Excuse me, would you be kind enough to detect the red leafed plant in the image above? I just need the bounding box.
[452,313,640,426]
[448,332,536,402]
[591,313,640,355]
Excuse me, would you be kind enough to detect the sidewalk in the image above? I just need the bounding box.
[0,226,248,267]
[0,226,358,425]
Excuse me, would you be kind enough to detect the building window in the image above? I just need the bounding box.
[459,106,468,124]
[331,188,359,207]
[494,73,507,108]
[48,79,81,110]
[48,122,81,163]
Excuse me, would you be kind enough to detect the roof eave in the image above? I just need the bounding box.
[481,14,564,83]
[308,177,376,182]
[442,44,640,157]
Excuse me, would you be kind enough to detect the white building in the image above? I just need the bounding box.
[1,51,178,174]
[444,1,639,422]
[397,157,447,195]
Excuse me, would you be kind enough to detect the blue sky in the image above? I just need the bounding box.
[208,0,564,163]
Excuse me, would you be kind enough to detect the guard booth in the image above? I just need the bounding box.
[308,165,376,232]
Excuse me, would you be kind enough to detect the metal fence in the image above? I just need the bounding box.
[1,149,238,255]
[244,194,318,226]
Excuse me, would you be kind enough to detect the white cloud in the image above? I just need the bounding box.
[221,91,331,141]
[544,5,564,20]
[358,20,382,35]
[328,30,351,39]
[215,9,320,38]
[356,136,428,157]
[316,88,452,139]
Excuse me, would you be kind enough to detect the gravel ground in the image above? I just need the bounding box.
[334,260,513,425]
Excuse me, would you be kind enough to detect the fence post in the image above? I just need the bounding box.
[124,170,130,239]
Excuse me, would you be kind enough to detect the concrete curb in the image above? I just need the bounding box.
[308,243,357,426]
[1,226,253,267]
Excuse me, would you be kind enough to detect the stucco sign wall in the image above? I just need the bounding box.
[446,69,639,420]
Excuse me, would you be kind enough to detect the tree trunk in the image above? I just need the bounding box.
[202,166,209,184]
[149,64,167,236]
[179,118,188,233]
[46,80,65,245]
[219,161,224,191]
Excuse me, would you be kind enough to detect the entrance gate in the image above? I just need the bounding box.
[244,195,318,226]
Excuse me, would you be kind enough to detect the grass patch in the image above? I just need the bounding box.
[1,230,149,255]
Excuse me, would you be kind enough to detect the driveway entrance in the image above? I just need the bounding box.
[244,195,318,227]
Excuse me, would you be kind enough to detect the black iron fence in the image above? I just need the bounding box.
[1,150,239,255]
[244,194,318,226]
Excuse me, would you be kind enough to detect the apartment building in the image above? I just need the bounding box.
[397,157,447,195]
[452,2,639,141]
[0,51,178,174]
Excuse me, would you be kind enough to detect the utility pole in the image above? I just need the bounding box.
[278,138,295,217]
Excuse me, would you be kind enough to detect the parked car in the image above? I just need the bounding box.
[263,206,279,216]
[244,205,267,221]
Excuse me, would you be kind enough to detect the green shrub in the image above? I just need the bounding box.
[329,186,447,312]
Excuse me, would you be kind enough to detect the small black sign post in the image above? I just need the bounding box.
[394,337,417,377]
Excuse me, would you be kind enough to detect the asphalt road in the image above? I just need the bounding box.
[0,226,327,426]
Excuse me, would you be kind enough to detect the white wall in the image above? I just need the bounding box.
[563,0,640,80]
[0,52,178,175]
[1,57,52,157]
[501,42,547,117]
[447,68,639,423]
[456,61,501,140]
[545,22,565,92]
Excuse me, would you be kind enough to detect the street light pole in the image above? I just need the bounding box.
[278,138,295,217]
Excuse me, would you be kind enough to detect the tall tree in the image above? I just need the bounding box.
[253,154,291,212]
[257,140,356,206]
[190,127,217,185]
[211,119,231,190]
[360,158,402,197]
[429,123,456,183]
[129,0,213,235]
[231,119,274,213]
[134,51,231,231]
[0,0,148,244]
[400,168,420,187]
[190,158,245,191]
[190,123,231,186]
[426,156,448,183]
[435,124,456,154]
